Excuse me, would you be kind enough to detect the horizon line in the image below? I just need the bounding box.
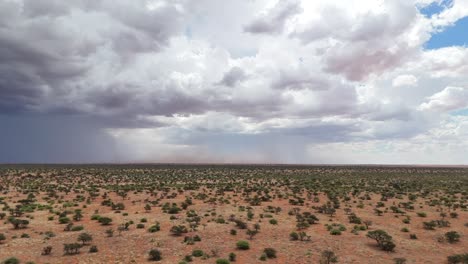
[1,162,467,168]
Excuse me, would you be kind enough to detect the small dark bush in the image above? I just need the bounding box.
[236,240,250,250]
[149,249,162,261]
[264,248,277,258]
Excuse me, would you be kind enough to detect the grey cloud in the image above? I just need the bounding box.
[0,0,185,122]
[22,0,73,17]
[323,42,413,81]
[272,70,330,90]
[244,0,302,34]
[307,86,359,117]
[79,84,208,126]
[217,67,246,87]
[88,87,136,110]
[103,1,184,53]
[366,105,412,122]
[145,90,208,117]
[0,0,407,129]
[216,95,290,120]
[0,67,46,113]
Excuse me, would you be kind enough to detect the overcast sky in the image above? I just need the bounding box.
[1,0,467,164]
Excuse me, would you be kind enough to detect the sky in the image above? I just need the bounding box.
[0,0,468,164]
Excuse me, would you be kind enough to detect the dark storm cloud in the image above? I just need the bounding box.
[0,0,386,128]
[87,87,136,110]
[85,84,208,117]
[244,0,302,34]
[0,0,185,122]
[145,89,209,117]
[0,0,190,162]
[0,67,45,113]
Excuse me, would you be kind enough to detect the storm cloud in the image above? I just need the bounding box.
[1,0,468,164]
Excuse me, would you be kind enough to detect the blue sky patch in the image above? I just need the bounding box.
[425,16,468,49]
[450,108,468,116]
[419,0,453,18]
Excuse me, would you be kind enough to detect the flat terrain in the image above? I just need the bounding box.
[0,165,466,264]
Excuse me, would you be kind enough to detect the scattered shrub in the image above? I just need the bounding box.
[263,248,277,258]
[192,249,204,257]
[149,249,162,261]
[236,240,250,250]
[89,245,98,253]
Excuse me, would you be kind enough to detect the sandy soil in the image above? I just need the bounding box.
[0,190,466,264]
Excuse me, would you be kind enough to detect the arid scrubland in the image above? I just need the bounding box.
[0,165,467,264]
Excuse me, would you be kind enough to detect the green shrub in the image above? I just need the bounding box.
[2,257,20,264]
[71,225,84,232]
[149,249,162,261]
[394,258,407,264]
[91,214,101,220]
[445,231,461,243]
[290,232,299,241]
[192,249,204,257]
[367,230,396,251]
[216,259,230,264]
[59,217,70,224]
[236,240,250,250]
[170,225,188,236]
[447,253,468,264]
[63,243,81,255]
[183,255,192,262]
[148,223,160,233]
[89,245,98,253]
[320,250,338,264]
[98,217,112,225]
[381,241,396,252]
[264,248,277,258]
[449,212,458,219]
[417,212,427,217]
